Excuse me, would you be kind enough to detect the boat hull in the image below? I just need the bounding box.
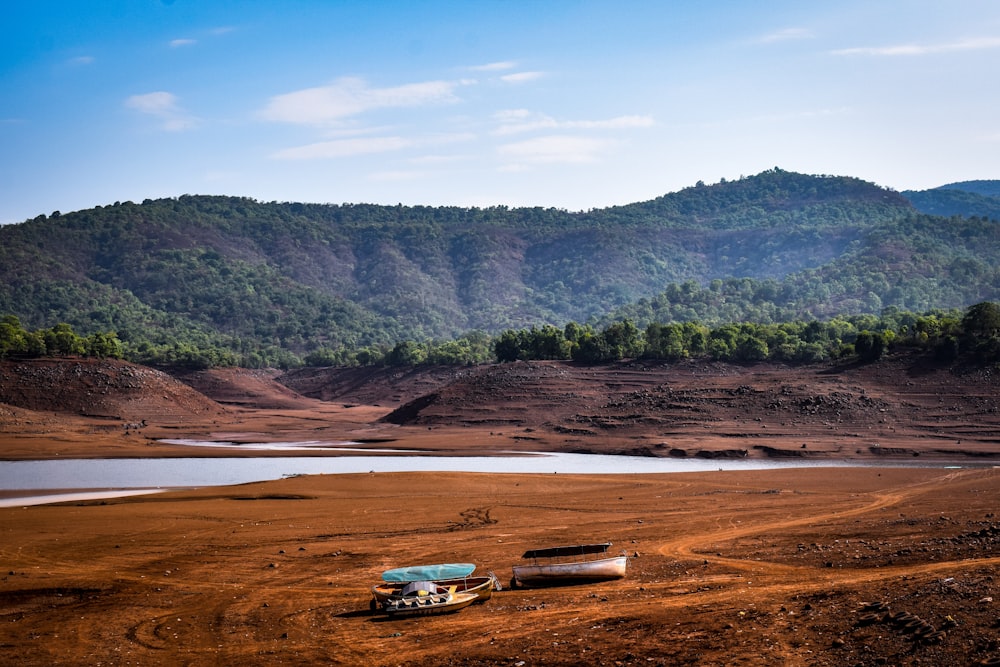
[382,592,478,618]
[371,574,498,605]
[512,555,628,588]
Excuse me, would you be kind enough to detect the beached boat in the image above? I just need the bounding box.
[511,543,628,588]
[380,580,479,618]
[372,572,500,605]
[370,563,500,610]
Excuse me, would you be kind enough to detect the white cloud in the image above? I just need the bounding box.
[260,77,470,126]
[68,55,94,66]
[170,38,196,48]
[498,135,614,165]
[493,110,654,136]
[832,36,1000,56]
[500,71,544,84]
[468,61,517,71]
[758,27,814,43]
[125,92,198,131]
[271,128,474,161]
[272,136,413,160]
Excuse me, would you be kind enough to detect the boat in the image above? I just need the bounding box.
[380,580,479,618]
[511,543,628,588]
[372,572,500,606]
[370,563,500,610]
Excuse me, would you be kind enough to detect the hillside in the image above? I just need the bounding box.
[2,350,998,462]
[903,181,1000,220]
[2,169,1000,366]
[0,357,225,423]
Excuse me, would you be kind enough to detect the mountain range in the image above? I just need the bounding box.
[1,168,998,366]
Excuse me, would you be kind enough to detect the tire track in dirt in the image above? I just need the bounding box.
[651,469,999,606]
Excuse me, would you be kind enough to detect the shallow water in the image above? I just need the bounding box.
[0,441,984,507]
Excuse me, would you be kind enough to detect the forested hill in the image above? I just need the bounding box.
[903,180,1000,219]
[2,168,999,366]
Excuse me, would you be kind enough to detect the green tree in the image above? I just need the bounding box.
[602,320,643,359]
[386,340,427,366]
[0,315,27,358]
[45,323,86,356]
[86,331,124,358]
[854,330,887,362]
[494,329,524,362]
[962,302,1000,338]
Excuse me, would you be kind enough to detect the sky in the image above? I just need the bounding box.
[2,1,999,225]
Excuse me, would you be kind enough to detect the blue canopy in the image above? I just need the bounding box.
[381,563,476,583]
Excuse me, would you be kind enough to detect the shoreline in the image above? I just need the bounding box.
[1,450,994,507]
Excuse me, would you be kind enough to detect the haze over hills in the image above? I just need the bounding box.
[1,168,998,366]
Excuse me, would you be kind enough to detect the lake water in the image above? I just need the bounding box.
[0,440,983,507]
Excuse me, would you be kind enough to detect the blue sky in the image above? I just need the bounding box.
[2,1,999,224]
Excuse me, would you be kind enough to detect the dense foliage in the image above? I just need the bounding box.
[0,315,124,361]
[5,303,1000,370]
[903,181,1000,220]
[1,169,999,368]
[490,302,1000,365]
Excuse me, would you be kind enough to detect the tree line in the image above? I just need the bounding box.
[0,316,124,360]
[491,303,1000,365]
[4,303,999,369]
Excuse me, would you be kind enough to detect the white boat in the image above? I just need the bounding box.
[380,580,478,617]
[511,543,628,588]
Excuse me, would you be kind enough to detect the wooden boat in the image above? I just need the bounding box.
[380,580,479,618]
[372,572,500,606]
[511,543,628,588]
[370,563,500,610]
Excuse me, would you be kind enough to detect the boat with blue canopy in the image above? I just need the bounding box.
[371,563,500,611]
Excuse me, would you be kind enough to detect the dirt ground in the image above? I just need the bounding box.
[1,352,999,665]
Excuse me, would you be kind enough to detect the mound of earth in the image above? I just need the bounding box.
[279,363,475,406]
[373,353,1000,459]
[0,358,225,423]
[167,367,318,410]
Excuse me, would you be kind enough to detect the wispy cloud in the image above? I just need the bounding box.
[170,38,196,48]
[272,131,474,160]
[500,71,544,84]
[832,36,1000,56]
[67,55,95,66]
[260,77,471,126]
[125,92,198,131]
[498,135,614,166]
[758,27,814,43]
[468,61,517,71]
[493,110,654,136]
